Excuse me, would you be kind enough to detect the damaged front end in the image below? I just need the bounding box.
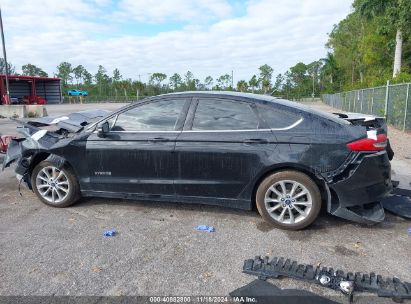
[2,109,110,189]
[3,129,66,190]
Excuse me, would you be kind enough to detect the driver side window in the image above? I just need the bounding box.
[111,99,185,132]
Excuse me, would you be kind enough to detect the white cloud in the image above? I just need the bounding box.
[91,0,112,7]
[116,0,233,23]
[1,0,353,83]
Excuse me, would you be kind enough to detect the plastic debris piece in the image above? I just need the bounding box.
[103,229,117,237]
[382,195,411,219]
[242,256,411,302]
[230,279,338,304]
[195,225,215,232]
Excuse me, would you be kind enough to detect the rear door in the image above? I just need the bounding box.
[85,97,190,196]
[174,97,277,201]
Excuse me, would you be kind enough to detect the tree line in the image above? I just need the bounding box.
[322,0,411,92]
[0,59,326,100]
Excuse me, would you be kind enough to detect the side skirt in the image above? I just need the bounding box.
[81,190,252,210]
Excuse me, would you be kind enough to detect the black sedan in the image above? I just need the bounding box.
[3,92,393,230]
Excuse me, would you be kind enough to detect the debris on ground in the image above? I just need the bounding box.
[91,266,102,273]
[230,279,338,304]
[243,256,411,302]
[382,180,411,219]
[195,225,215,232]
[353,241,367,256]
[382,195,411,219]
[103,229,117,237]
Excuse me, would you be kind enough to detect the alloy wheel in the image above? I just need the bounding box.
[264,180,312,224]
[35,166,70,204]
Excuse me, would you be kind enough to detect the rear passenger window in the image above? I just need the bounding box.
[257,106,301,129]
[192,99,258,130]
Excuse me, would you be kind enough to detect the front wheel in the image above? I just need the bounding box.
[31,161,80,207]
[256,170,322,230]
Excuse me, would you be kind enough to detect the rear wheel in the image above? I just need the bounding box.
[31,161,80,207]
[256,170,321,230]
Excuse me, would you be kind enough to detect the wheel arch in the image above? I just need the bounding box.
[250,163,328,211]
[29,152,75,177]
[30,153,81,207]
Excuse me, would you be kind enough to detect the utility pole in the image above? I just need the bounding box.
[312,71,315,101]
[231,70,234,90]
[0,6,10,105]
[136,74,142,101]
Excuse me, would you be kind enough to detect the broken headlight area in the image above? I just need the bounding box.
[2,109,109,172]
[2,127,79,192]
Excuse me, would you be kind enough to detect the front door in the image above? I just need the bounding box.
[85,98,190,196]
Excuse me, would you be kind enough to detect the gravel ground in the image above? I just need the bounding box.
[0,102,410,303]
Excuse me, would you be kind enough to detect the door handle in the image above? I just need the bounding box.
[149,137,170,142]
[243,138,268,144]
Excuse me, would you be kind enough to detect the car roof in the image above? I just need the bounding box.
[158,91,348,125]
[160,91,276,102]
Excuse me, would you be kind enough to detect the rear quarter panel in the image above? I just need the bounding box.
[237,110,359,201]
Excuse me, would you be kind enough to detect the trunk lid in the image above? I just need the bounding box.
[332,112,387,134]
[333,112,393,160]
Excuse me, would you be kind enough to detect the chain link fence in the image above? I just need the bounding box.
[62,95,146,103]
[323,82,411,132]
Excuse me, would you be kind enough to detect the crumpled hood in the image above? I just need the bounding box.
[2,109,110,171]
[27,109,110,133]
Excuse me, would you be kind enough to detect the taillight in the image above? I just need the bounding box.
[346,134,387,151]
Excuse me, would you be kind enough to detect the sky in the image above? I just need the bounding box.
[2,0,353,83]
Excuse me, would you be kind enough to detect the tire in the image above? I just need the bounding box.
[31,160,80,207]
[256,170,322,230]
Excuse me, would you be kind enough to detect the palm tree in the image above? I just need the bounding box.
[356,0,405,77]
[320,53,338,84]
[236,80,248,92]
[248,75,258,93]
[72,65,85,87]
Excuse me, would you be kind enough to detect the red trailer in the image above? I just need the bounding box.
[0,74,62,105]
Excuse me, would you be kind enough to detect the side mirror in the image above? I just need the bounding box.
[97,121,109,137]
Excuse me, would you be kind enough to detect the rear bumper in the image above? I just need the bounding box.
[328,151,392,224]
